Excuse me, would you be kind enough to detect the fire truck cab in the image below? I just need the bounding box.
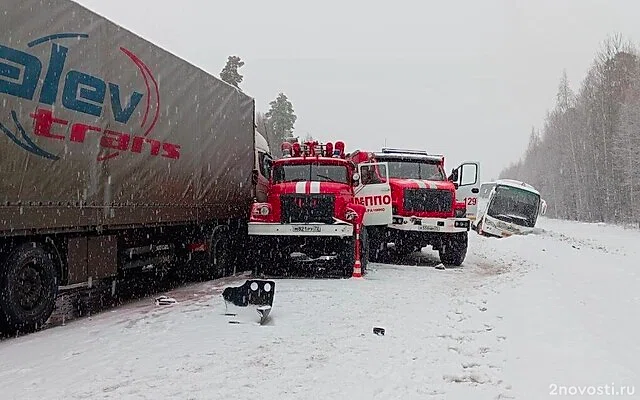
[348,148,480,266]
[248,139,390,277]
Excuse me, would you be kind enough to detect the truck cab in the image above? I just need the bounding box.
[475,179,546,237]
[248,139,390,277]
[348,148,480,266]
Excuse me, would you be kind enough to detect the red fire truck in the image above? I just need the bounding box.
[348,148,480,266]
[247,139,391,277]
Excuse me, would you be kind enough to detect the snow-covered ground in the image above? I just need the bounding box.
[1,217,638,399]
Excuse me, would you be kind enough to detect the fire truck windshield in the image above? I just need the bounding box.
[273,163,349,184]
[486,185,540,227]
[386,160,445,180]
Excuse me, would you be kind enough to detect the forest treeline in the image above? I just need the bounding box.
[499,35,640,224]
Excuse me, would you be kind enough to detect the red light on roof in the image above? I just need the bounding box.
[325,142,333,157]
[280,142,292,157]
[292,142,301,157]
[334,141,345,158]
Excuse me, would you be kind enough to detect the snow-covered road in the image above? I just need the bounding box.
[1,218,638,399]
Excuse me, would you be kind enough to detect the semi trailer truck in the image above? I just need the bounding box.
[0,0,269,332]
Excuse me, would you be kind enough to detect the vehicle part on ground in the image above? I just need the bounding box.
[222,279,276,325]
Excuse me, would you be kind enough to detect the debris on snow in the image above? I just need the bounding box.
[154,296,177,306]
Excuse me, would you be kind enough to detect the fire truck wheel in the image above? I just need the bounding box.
[360,228,370,273]
[0,242,58,334]
[253,247,282,277]
[340,229,369,277]
[438,232,468,267]
[366,227,387,262]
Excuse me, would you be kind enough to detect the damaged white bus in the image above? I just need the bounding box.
[473,179,547,238]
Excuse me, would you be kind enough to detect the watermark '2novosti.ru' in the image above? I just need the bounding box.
[550,383,635,396]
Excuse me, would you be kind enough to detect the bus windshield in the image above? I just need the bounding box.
[487,185,540,227]
[479,183,496,198]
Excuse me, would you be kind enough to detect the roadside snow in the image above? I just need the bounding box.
[0,217,638,399]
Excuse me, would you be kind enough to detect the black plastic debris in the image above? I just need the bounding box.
[373,327,385,336]
[222,279,275,325]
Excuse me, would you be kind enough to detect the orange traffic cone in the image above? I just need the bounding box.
[352,260,362,278]
[352,228,363,278]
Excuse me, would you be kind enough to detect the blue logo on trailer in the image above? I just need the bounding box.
[0,32,177,161]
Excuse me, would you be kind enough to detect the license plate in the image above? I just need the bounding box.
[292,225,322,233]
[419,225,439,231]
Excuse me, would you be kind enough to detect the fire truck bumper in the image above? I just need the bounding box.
[389,216,470,233]
[248,222,354,237]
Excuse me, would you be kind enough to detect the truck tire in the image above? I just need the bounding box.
[0,242,58,333]
[367,226,388,263]
[206,224,237,279]
[438,232,468,267]
[211,235,230,279]
[360,227,370,273]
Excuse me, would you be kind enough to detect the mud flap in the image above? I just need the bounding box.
[222,279,275,325]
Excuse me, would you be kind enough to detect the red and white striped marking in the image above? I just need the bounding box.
[295,181,322,194]
[295,182,307,193]
[407,179,437,189]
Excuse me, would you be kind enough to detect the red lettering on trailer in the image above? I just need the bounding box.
[30,109,181,159]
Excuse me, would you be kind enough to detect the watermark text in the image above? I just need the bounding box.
[549,383,635,396]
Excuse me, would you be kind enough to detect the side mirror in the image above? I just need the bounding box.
[352,172,360,185]
[448,169,459,182]
[251,169,259,185]
[540,199,547,216]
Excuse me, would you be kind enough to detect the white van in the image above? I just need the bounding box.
[474,179,546,237]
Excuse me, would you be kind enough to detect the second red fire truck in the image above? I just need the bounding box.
[348,148,481,266]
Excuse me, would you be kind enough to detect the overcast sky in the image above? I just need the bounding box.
[76,0,639,180]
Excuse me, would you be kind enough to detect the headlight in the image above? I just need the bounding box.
[252,203,271,216]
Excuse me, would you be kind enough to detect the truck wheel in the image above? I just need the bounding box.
[0,242,58,333]
[391,241,415,260]
[211,236,230,279]
[360,228,370,273]
[438,232,468,267]
[367,227,388,263]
